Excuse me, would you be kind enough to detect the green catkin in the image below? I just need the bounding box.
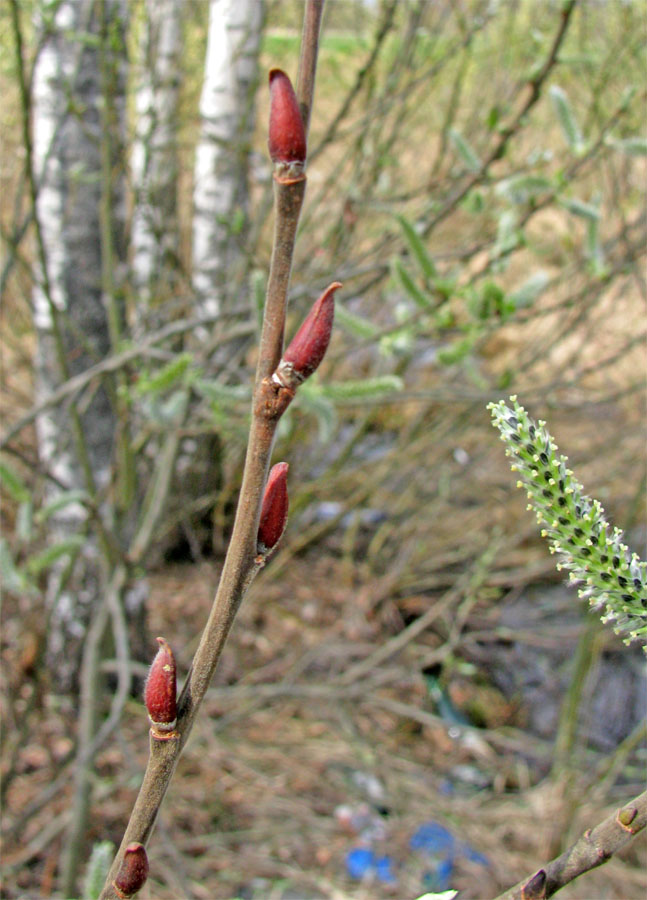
[488,396,647,651]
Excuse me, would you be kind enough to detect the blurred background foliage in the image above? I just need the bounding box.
[1,1,646,898]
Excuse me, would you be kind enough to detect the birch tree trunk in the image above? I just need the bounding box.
[192,0,264,320]
[32,0,128,691]
[131,0,183,331]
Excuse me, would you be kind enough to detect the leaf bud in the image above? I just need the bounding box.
[144,637,177,734]
[113,843,149,898]
[257,462,289,553]
[521,869,547,900]
[268,68,306,179]
[276,282,342,388]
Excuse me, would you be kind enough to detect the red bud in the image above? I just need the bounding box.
[113,843,149,898]
[258,462,289,552]
[282,282,341,382]
[268,69,306,173]
[144,637,177,732]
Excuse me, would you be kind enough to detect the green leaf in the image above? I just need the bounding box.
[0,538,33,595]
[462,189,484,214]
[434,304,455,329]
[486,105,500,131]
[379,326,414,357]
[396,215,437,281]
[392,258,433,310]
[586,216,605,272]
[496,174,553,204]
[509,270,550,309]
[16,501,33,543]
[469,282,505,321]
[0,460,30,503]
[335,303,378,339]
[230,207,245,235]
[321,375,404,402]
[37,490,90,524]
[493,210,520,256]
[437,334,476,365]
[449,128,482,172]
[414,893,458,900]
[549,85,585,153]
[158,390,189,424]
[83,841,115,900]
[26,536,85,576]
[431,278,456,301]
[195,379,250,406]
[135,353,192,395]
[607,136,647,157]
[559,197,600,221]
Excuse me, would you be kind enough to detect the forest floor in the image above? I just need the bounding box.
[2,546,646,899]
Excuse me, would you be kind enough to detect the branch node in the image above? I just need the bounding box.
[149,726,179,742]
[254,376,295,420]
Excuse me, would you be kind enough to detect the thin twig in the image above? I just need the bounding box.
[99,4,327,896]
[494,791,647,900]
[0,316,250,450]
[295,0,325,138]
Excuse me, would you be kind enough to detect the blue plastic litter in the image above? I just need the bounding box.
[346,847,375,879]
[461,842,490,867]
[345,847,397,884]
[343,819,487,891]
[434,857,454,891]
[374,854,397,884]
[409,821,455,854]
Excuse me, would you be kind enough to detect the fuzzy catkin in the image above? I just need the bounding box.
[488,396,647,650]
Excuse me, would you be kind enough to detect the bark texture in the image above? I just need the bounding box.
[32,0,128,690]
[192,0,264,318]
[131,0,183,328]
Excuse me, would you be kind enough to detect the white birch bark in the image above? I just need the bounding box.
[192,0,264,318]
[131,0,183,329]
[32,0,128,689]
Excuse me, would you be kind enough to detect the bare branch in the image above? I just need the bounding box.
[495,791,647,900]
[99,3,329,896]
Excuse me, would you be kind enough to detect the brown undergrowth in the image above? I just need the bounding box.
[3,542,645,898]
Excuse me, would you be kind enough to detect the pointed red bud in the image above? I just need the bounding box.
[282,282,341,382]
[258,462,289,552]
[113,843,149,898]
[268,69,306,174]
[144,637,177,732]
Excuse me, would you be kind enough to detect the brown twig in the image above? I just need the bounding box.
[99,4,327,897]
[494,791,647,900]
[422,0,578,237]
[295,0,325,138]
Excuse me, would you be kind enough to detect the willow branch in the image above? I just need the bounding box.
[99,3,326,897]
[295,0,325,138]
[495,791,647,900]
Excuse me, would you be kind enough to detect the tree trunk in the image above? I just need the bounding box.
[131,0,183,331]
[192,0,264,319]
[32,0,129,691]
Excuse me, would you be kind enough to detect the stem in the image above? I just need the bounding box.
[256,178,306,381]
[423,0,578,237]
[494,791,647,900]
[60,596,109,895]
[99,3,326,896]
[295,0,325,138]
